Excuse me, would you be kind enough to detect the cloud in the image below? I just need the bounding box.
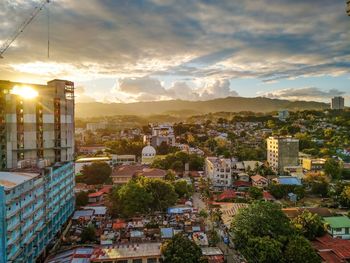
[0,0,349,102]
[113,77,238,102]
[260,87,345,101]
[74,86,95,103]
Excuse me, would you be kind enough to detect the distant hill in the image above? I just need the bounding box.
[76,97,329,118]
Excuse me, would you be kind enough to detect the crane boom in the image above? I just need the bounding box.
[0,0,50,58]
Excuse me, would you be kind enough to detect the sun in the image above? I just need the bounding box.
[10,85,39,99]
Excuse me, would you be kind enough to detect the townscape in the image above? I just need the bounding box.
[1,1,350,263]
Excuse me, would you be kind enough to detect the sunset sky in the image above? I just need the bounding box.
[0,0,349,104]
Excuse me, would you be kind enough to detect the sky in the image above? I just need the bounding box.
[0,0,349,105]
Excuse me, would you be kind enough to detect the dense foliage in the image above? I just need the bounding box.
[77,162,112,185]
[161,234,207,263]
[292,210,325,240]
[109,177,179,218]
[231,202,320,263]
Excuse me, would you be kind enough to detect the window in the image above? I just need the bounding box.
[147,259,158,263]
[117,261,128,263]
[133,259,143,263]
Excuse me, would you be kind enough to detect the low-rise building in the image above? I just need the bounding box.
[112,154,136,166]
[324,216,350,240]
[251,175,269,188]
[205,157,237,188]
[111,165,166,185]
[90,243,162,263]
[302,158,326,171]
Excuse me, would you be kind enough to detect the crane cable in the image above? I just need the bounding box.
[0,0,50,59]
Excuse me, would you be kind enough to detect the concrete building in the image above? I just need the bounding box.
[86,122,107,132]
[0,79,74,169]
[302,158,326,171]
[331,96,345,110]
[267,136,299,174]
[145,124,176,147]
[0,79,75,263]
[111,165,166,185]
[205,157,236,188]
[111,154,136,166]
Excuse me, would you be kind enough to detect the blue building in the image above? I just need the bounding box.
[0,79,75,263]
[0,162,75,263]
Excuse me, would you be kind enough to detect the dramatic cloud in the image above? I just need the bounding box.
[0,0,349,103]
[113,77,238,102]
[260,87,346,101]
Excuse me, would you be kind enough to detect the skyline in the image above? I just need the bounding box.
[0,0,349,105]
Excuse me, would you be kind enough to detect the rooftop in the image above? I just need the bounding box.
[0,171,39,190]
[76,157,111,163]
[90,243,161,261]
[324,216,350,228]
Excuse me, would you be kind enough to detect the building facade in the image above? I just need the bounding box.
[0,79,75,263]
[331,96,345,110]
[0,79,74,169]
[205,157,236,188]
[145,124,176,147]
[267,136,299,174]
[347,0,350,16]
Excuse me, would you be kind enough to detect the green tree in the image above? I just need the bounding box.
[248,187,263,200]
[78,162,112,185]
[189,154,204,171]
[80,224,97,243]
[114,179,153,217]
[142,178,178,211]
[284,235,321,263]
[231,202,293,246]
[292,210,325,240]
[324,159,342,180]
[174,180,193,199]
[244,236,283,263]
[340,185,350,207]
[165,170,176,182]
[76,191,89,207]
[161,234,204,263]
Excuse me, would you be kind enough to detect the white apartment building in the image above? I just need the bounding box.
[205,157,237,188]
[146,124,176,147]
[267,136,299,174]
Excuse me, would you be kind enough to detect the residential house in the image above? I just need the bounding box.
[324,217,350,240]
[251,175,269,188]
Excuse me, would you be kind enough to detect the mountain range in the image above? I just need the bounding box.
[76,97,329,118]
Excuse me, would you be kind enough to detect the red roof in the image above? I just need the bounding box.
[233,181,251,187]
[263,191,275,201]
[313,235,350,261]
[207,255,224,263]
[217,190,237,201]
[88,191,104,198]
[99,185,112,194]
[112,219,126,230]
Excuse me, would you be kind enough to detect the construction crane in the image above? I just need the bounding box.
[0,0,50,59]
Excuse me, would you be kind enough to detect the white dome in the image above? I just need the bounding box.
[142,145,156,156]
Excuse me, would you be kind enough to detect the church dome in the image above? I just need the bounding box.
[142,145,156,156]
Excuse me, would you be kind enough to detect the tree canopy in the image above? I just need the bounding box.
[77,162,112,185]
[161,234,206,263]
[231,201,320,263]
[292,210,325,240]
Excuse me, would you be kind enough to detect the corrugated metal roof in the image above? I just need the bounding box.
[0,171,39,189]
